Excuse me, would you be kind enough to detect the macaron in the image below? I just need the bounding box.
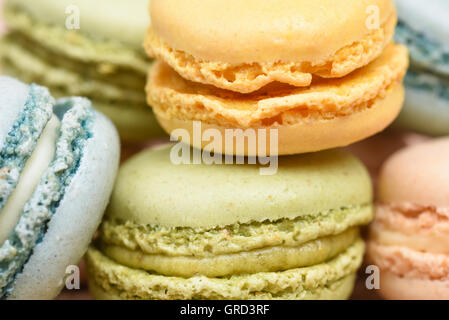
[87,144,373,300]
[0,76,120,299]
[394,0,449,135]
[367,138,449,299]
[0,0,164,142]
[146,0,397,93]
[147,44,409,156]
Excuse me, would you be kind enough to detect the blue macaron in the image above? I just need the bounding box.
[394,0,449,135]
[0,76,120,299]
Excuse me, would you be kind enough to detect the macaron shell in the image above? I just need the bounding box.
[107,145,372,228]
[154,85,404,156]
[379,271,449,300]
[148,0,396,92]
[6,0,150,49]
[150,0,394,65]
[367,243,449,299]
[145,14,396,93]
[147,44,408,129]
[7,110,120,300]
[88,272,357,301]
[378,137,449,208]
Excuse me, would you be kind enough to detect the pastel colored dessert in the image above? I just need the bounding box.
[147,44,409,156]
[146,0,397,93]
[1,0,164,142]
[394,0,449,135]
[0,76,120,299]
[367,138,449,299]
[87,144,374,300]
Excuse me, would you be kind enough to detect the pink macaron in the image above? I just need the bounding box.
[367,137,449,300]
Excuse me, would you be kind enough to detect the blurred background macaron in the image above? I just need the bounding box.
[394,0,449,135]
[145,0,408,156]
[87,144,374,300]
[367,138,449,299]
[0,76,120,299]
[0,0,165,143]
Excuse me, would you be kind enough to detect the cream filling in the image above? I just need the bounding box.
[0,115,60,245]
[371,225,449,255]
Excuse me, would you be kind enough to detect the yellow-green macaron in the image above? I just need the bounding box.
[87,144,373,300]
[0,0,165,142]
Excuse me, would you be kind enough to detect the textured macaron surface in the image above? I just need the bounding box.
[1,0,163,141]
[106,145,372,228]
[0,79,53,213]
[0,97,94,298]
[147,44,408,129]
[147,0,396,93]
[87,240,364,300]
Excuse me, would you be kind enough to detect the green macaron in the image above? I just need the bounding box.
[1,0,165,142]
[87,144,373,300]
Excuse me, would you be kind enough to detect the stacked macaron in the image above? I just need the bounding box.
[145,0,408,155]
[394,0,449,135]
[0,0,164,142]
[87,145,373,300]
[367,138,449,299]
[87,0,408,300]
[0,76,119,299]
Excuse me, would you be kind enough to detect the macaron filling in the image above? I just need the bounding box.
[0,116,60,245]
[395,21,449,76]
[100,205,372,257]
[0,84,53,212]
[97,204,371,279]
[371,203,449,254]
[403,70,449,101]
[368,243,449,281]
[0,98,94,298]
[87,240,364,300]
[100,228,360,278]
[146,44,408,128]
